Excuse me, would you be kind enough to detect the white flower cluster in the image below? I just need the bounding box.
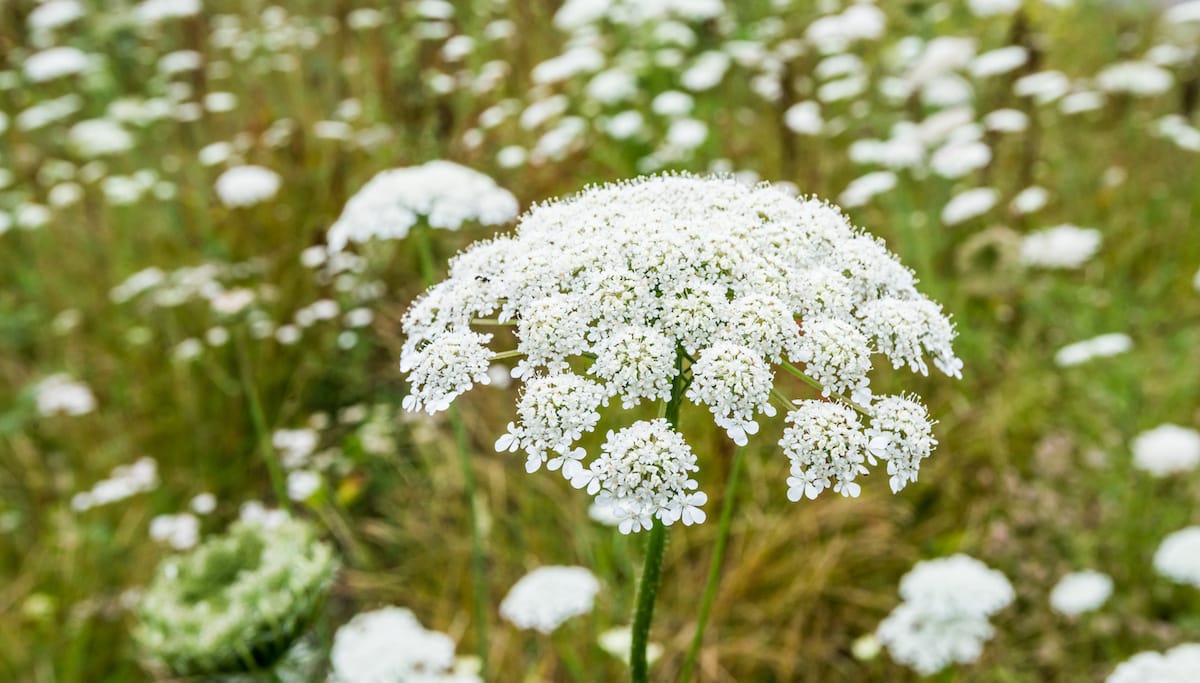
[33,372,96,416]
[877,554,1014,676]
[71,456,158,511]
[330,606,480,683]
[1055,333,1132,367]
[499,565,601,634]
[214,165,281,208]
[400,174,960,527]
[1107,644,1200,683]
[1132,424,1200,477]
[135,518,338,677]
[1154,526,1200,587]
[327,161,519,251]
[570,420,707,534]
[1049,570,1113,616]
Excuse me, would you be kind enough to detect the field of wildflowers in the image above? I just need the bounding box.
[2,0,1200,681]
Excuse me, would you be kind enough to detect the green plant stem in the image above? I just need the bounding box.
[235,330,289,510]
[412,224,490,677]
[631,352,687,682]
[678,447,745,683]
[631,520,667,683]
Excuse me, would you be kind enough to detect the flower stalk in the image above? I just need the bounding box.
[630,352,687,682]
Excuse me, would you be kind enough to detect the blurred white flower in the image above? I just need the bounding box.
[1133,424,1200,477]
[1049,570,1113,615]
[1019,225,1101,269]
[839,171,897,208]
[1155,527,1200,587]
[598,626,663,666]
[134,0,201,24]
[215,165,281,208]
[330,606,477,683]
[968,0,1020,16]
[34,373,96,416]
[149,513,200,550]
[1055,333,1132,367]
[286,470,321,502]
[499,566,601,633]
[1010,186,1049,215]
[970,46,1028,79]
[189,492,217,515]
[71,457,158,511]
[327,161,518,251]
[28,0,85,32]
[942,188,998,225]
[1107,644,1200,683]
[784,101,823,135]
[273,428,319,469]
[878,554,1014,676]
[1096,61,1173,97]
[23,47,89,82]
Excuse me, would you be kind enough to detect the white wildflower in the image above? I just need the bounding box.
[570,420,706,534]
[327,161,517,251]
[1107,644,1200,683]
[499,566,601,633]
[1020,225,1101,269]
[1050,570,1113,616]
[1132,424,1200,477]
[214,165,281,208]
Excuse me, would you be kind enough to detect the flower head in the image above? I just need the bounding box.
[330,606,478,683]
[134,518,338,677]
[327,161,518,251]
[499,566,601,633]
[1154,526,1200,587]
[1049,570,1113,616]
[1107,644,1200,683]
[571,420,706,534]
[1132,424,1200,477]
[399,174,959,521]
[878,554,1014,676]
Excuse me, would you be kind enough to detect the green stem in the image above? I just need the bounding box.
[235,329,289,510]
[779,361,871,416]
[678,447,745,683]
[630,520,668,683]
[631,351,687,682]
[412,224,490,677]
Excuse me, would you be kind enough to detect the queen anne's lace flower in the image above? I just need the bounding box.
[687,343,777,446]
[867,395,938,493]
[1154,526,1200,587]
[327,161,519,251]
[899,554,1015,619]
[330,606,479,683]
[570,420,707,534]
[878,554,1014,676]
[1106,644,1200,683]
[1049,570,1113,616]
[495,373,608,474]
[1131,424,1200,477]
[135,518,338,677]
[398,174,960,520]
[876,602,996,676]
[400,330,493,414]
[783,401,883,500]
[499,566,601,633]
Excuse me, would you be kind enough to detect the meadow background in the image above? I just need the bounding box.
[2,0,1199,681]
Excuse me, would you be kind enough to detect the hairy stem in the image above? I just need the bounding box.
[631,352,687,681]
[413,224,490,677]
[678,446,745,683]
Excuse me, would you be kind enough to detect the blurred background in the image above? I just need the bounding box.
[1,0,1199,681]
